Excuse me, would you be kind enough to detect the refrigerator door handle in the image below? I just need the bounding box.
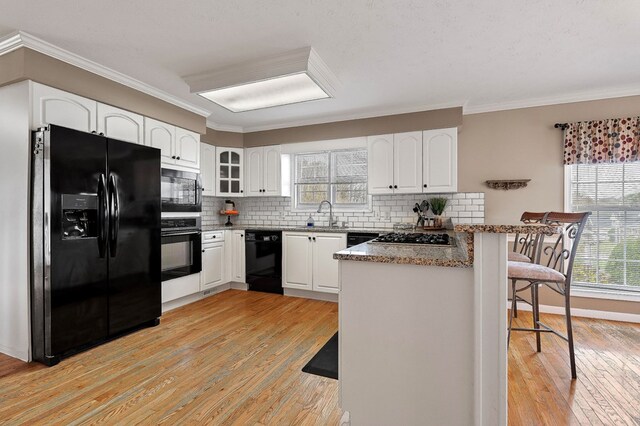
[98,174,108,258]
[108,174,120,257]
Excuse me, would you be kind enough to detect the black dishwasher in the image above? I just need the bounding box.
[346,232,381,247]
[245,231,283,294]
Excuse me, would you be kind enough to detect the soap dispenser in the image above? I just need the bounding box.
[307,215,315,227]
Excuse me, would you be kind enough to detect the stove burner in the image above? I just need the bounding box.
[371,233,452,246]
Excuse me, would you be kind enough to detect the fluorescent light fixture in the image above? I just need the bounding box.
[184,47,339,112]
[199,72,329,112]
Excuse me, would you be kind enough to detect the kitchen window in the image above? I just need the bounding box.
[294,149,368,210]
[567,162,640,293]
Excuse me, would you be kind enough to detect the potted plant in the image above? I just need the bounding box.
[429,197,448,228]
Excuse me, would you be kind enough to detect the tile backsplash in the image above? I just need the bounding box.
[202,193,484,229]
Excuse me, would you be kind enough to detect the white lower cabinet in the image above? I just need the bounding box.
[231,230,246,282]
[283,232,314,290]
[283,232,346,294]
[201,231,225,290]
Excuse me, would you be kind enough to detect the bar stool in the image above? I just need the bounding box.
[507,211,591,379]
[508,212,548,319]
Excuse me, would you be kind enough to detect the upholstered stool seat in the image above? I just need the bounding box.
[508,252,531,262]
[508,261,565,283]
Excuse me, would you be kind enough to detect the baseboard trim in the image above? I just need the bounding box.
[0,343,30,362]
[514,301,640,324]
[284,288,338,302]
[230,282,248,290]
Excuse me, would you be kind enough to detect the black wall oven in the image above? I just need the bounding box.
[161,217,201,281]
[161,168,202,213]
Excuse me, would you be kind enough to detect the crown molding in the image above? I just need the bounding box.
[0,30,211,117]
[240,101,465,133]
[205,119,244,133]
[463,85,640,115]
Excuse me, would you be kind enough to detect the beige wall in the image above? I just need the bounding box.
[458,96,640,225]
[201,127,244,148]
[472,97,640,316]
[243,107,462,146]
[0,48,206,134]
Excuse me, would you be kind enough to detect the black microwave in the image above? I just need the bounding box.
[160,168,202,213]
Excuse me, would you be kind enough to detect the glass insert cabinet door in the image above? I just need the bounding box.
[216,147,244,196]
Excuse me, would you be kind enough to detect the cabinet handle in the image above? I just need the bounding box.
[423,184,427,188]
[240,234,244,237]
[91,131,97,134]
[388,185,393,189]
[240,190,243,193]
[99,132,104,136]
[202,249,205,252]
[171,156,176,159]
[177,156,181,160]
[308,236,311,241]
[394,185,398,189]
[312,237,316,242]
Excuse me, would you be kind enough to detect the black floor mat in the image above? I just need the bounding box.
[302,332,338,380]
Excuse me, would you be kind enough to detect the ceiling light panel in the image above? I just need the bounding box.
[199,72,329,112]
[184,47,339,113]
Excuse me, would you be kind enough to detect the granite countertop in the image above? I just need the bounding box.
[201,225,388,234]
[453,223,561,234]
[333,232,473,268]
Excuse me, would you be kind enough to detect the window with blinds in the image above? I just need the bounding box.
[294,149,368,209]
[568,163,640,292]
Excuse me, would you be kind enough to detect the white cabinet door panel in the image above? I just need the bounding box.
[97,103,143,144]
[32,83,96,132]
[263,145,281,196]
[232,231,246,282]
[202,243,225,290]
[245,147,263,197]
[175,127,200,169]
[283,232,312,290]
[144,118,175,164]
[393,131,423,194]
[312,233,346,293]
[367,134,394,194]
[201,143,216,196]
[423,128,457,193]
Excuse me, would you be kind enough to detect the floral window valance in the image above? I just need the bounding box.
[563,117,640,165]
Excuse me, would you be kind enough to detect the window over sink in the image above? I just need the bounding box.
[293,149,368,210]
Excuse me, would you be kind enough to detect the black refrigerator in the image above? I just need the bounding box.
[31,124,161,366]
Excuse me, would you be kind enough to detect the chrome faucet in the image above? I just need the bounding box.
[317,200,337,227]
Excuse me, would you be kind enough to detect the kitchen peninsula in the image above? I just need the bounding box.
[335,224,559,426]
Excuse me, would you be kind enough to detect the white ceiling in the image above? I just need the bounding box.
[1,1,639,132]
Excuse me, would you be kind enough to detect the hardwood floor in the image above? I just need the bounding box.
[0,290,341,425]
[508,310,640,426]
[0,290,638,425]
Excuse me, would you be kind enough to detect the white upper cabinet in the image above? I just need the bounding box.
[393,131,423,194]
[144,118,200,171]
[96,103,143,144]
[200,143,216,196]
[367,128,457,194]
[144,117,175,163]
[367,134,394,194]
[175,128,200,169]
[422,128,458,193]
[245,145,281,197]
[32,83,96,132]
[263,145,282,196]
[216,147,244,196]
[245,147,263,197]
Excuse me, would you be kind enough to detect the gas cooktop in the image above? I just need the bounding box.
[370,233,453,246]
